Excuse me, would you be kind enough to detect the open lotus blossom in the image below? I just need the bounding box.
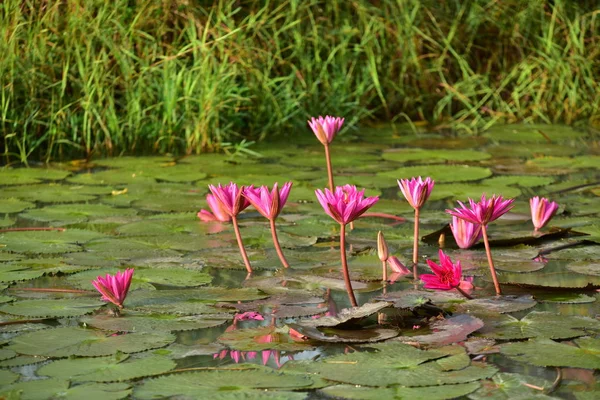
[450,216,482,249]
[197,194,231,222]
[308,115,344,146]
[446,194,514,296]
[208,182,253,273]
[420,250,473,299]
[92,269,134,310]
[398,176,435,210]
[316,185,378,307]
[398,176,435,278]
[447,194,514,226]
[315,185,379,225]
[530,196,559,230]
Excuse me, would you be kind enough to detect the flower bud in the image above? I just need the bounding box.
[377,231,389,262]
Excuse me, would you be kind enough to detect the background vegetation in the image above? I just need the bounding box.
[1,0,599,163]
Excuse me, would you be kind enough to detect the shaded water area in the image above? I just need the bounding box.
[0,124,599,399]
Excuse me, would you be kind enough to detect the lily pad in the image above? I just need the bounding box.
[382,148,491,163]
[8,326,176,357]
[453,295,538,315]
[0,184,99,203]
[535,292,596,304]
[0,198,35,213]
[295,302,392,328]
[288,324,399,343]
[0,167,71,185]
[320,382,481,400]
[378,164,492,183]
[498,261,600,289]
[20,204,138,225]
[0,299,104,318]
[80,313,227,332]
[392,315,484,347]
[0,380,131,400]
[38,354,176,382]
[501,337,600,369]
[0,369,19,385]
[483,124,583,143]
[0,229,105,254]
[477,311,600,340]
[68,170,155,185]
[218,326,314,352]
[469,372,556,400]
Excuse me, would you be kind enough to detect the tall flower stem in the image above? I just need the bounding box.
[231,216,252,273]
[324,144,335,191]
[412,208,420,280]
[269,219,290,268]
[456,286,474,300]
[339,224,358,307]
[481,224,502,295]
[382,260,388,282]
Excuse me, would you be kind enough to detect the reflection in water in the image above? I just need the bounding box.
[213,349,295,368]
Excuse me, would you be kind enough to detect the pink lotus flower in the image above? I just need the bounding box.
[450,216,482,249]
[398,176,434,209]
[208,182,251,217]
[388,256,411,275]
[308,116,344,145]
[197,194,231,222]
[420,250,472,296]
[234,311,265,322]
[447,194,514,225]
[92,269,134,309]
[244,182,292,220]
[530,196,559,230]
[315,185,379,225]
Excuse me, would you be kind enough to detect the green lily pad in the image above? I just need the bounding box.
[0,217,15,228]
[477,312,600,340]
[0,355,49,368]
[321,382,481,399]
[2,257,91,274]
[501,337,600,369]
[135,366,314,399]
[8,326,176,357]
[20,204,138,225]
[527,156,600,170]
[115,219,211,236]
[288,324,399,343]
[38,354,176,382]
[67,170,156,185]
[0,369,19,385]
[498,262,600,288]
[483,175,555,188]
[535,292,596,304]
[92,156,176,169]
[483,124,583,143]
[382,148,491,163]
[295,302,392,328]
[0,168,71,185]
[218,326,313,352]
[392,315,484,347]
[0,229,105,254]
[0,266,46,282]
[82,237,181,259]
[0,299,104,318]
[468,372,556,400]
[282,151,382,169]
[0,198,35,213]
[80,313,227,332]
[0,184,99,203]
[378,165,492,183]
[428,183,521,201]
[453,295,538,315]
[0,380,131,400]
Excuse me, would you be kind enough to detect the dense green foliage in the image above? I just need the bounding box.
[1,0,599,162]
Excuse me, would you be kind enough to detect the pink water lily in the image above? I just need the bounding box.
[398,176,435,210]
[92,269,134,310]
[234,311,265,322]
[208,182,253,273]
[197,194,231,222]
[316,185,378,307]
[315,185,379,225]
[450,216,482,249]
[420,250,472,299]
[308,116,344,146]
[388,256,411,275]
[447,194,514,226]
[530,196,559,230]
[446,194,514,296]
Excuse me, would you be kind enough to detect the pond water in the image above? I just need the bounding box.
[0,124,599,399]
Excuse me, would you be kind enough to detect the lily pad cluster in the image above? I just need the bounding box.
[0,124,599,398]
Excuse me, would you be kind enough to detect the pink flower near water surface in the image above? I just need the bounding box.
[450,216,482,249]
[315,185,379,225]
[197,194,231,222]
[446,194,514,225]
[92,269,134,309]
[208,182,251,217]
[243,182,293,220]
[420,250,472,292]
[398,176,435,209]
[308,116,345,145]
[530,196,559,230]
[234,311,265,322]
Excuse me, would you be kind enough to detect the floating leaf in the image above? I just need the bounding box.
[0,299,104,318]
[0,198,35,213]
[0,355,48,368]
[0,168,71,185]
[0,369,19,385]
[20,204,138,225]
[498,261,600,289]
[0,380,131,400]
[288,325,398,343]
[483,175,555,188]
[501,337,600,369]
[218,326,314,352]
[453,295,538,315]
[535,292,596,304]
[80,313,227,333]
[320,382,480,400]
[469,372,556,400]
[135,367,314,399]
[0,266,45,283]
[0,229,105,254]
[8,327,176,357]
[391,315,484,347]
[38,354,176,382]
[477,311,600,340]
[527,156,600,170]
[378,165,492,183]
[483,124,582,143]
[295,302,392,329]
[0,183,99,203]
[68,170,155,185]
[428,183,521,201]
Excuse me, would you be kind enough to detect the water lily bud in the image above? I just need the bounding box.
[377,231,389,262]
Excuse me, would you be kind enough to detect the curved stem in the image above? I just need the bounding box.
[324,144,335,191]
[339,224,358,307]
[455,286,474,300]
[481,224,502,295]
[231,216,253,273]
[412,208,420,280]
[360,212,406,222]
[269,219,290,268]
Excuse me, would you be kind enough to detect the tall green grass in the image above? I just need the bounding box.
[1,0,599,163]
